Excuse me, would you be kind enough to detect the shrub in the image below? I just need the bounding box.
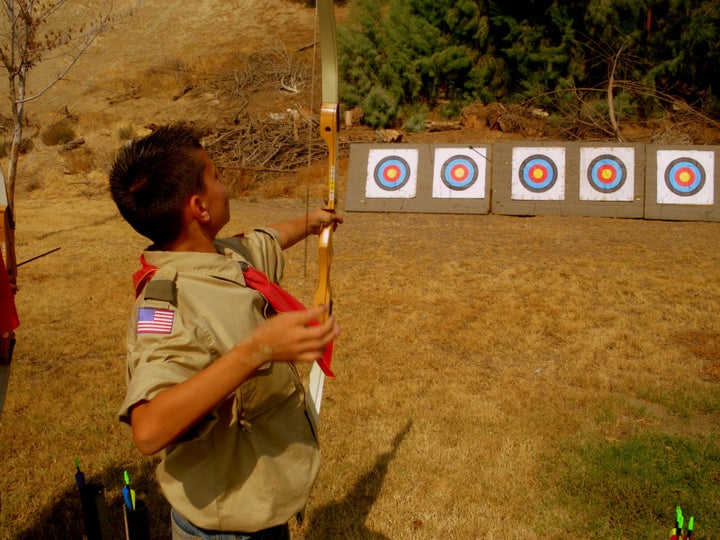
[0,138,34,157]
[41,121,76,146]
[118,124,134,140]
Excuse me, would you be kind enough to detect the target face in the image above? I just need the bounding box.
[374,156,411,190]
[365,148,418,199]
[432,147,487,199]
[579,147,636,202]
[656,150,714,205]
[588,155,626,192]
[512,147,565,200]
[664,157,705,196]
[520,155,557,192]
[441,155,478,190]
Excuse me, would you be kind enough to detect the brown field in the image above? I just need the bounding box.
[2,1,720,538]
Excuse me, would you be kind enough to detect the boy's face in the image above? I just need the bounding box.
[198,149,230,236]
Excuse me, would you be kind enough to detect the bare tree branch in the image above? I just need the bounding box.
[607,41,627,142]
[1,0,114,207]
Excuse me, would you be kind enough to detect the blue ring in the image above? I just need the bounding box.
[588,155,626,193]
[441,156,478,190]
[665,158,705,196]
[519,155,557,193]
[374,156,410,191]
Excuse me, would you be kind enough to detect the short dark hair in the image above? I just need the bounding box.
[109,124,206,246]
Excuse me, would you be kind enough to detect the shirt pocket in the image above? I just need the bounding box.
[234,363,297,429]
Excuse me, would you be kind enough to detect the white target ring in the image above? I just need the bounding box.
[365,148,418,199]
[511,147,566,200]
[579,147,636,202]
[432,147,487,199]
[656,150,714,205]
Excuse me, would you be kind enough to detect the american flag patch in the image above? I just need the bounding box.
[137,307,175,334]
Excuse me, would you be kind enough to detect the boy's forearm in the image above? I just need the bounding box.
[270,214,314,250]
[269,208,341,250]
[130,340,266,455]
[128,307,335,455]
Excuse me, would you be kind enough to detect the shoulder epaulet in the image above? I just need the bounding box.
[214,238,253,261]
[144,267,177,303]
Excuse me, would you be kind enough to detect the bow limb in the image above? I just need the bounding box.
[0,165,20,419]
[307,0,338,425]
[313,0,339,316]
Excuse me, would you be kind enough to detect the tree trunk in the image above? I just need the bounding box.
[6,66,28,210]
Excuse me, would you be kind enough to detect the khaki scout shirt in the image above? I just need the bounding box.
[118,228,320,532]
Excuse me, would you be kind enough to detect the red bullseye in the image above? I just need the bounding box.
[450,165,469,182]
[519,154,558,193]
[675,167,695,187]
[587,154,626,193]
[529,165,548,182]
[440,155,479,191]
[597,165,617,185]
[664,157,705,197]
[374,155,411,191]
[383,165,401,181]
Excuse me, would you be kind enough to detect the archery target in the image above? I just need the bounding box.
[579,147,635,201]
[365,149,418,198]
[665,158,704,195]
[375,156,410,190]
[656,150,714,205]
[511,147,565,200]
[432,147,487,199]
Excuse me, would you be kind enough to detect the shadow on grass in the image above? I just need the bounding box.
[13,457,170,539]
[301,419,413,539]
[13,420,413,539]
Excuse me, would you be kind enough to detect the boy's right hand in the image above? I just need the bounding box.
[242,305,339,367]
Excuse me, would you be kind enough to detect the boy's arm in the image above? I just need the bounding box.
[130,305,337,455]
[269,207,343,250]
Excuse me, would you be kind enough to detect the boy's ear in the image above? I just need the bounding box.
[188,194,210,223]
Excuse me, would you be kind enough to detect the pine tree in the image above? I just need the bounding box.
[337,0,720,128]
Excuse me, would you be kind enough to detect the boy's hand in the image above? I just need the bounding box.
[308,207,343,235]
[242,305,339,366]
[269,207,343,249]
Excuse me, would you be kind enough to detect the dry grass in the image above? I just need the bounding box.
[1,0,719,537]
[3,162,719,538]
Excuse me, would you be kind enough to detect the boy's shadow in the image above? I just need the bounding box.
[11,421,412,539]
[13,458,170,539]
[301,420,413,539]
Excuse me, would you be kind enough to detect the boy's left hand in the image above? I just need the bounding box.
[308,207,343,235]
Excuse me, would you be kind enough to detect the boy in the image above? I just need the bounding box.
[110,124,341,538]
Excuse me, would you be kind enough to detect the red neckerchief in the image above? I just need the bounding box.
[133,254,334,377]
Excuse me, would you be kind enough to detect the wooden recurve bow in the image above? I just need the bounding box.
[307,0,339,426]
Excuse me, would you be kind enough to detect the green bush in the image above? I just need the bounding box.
[402,104,428,132]
[360,86,398,129]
